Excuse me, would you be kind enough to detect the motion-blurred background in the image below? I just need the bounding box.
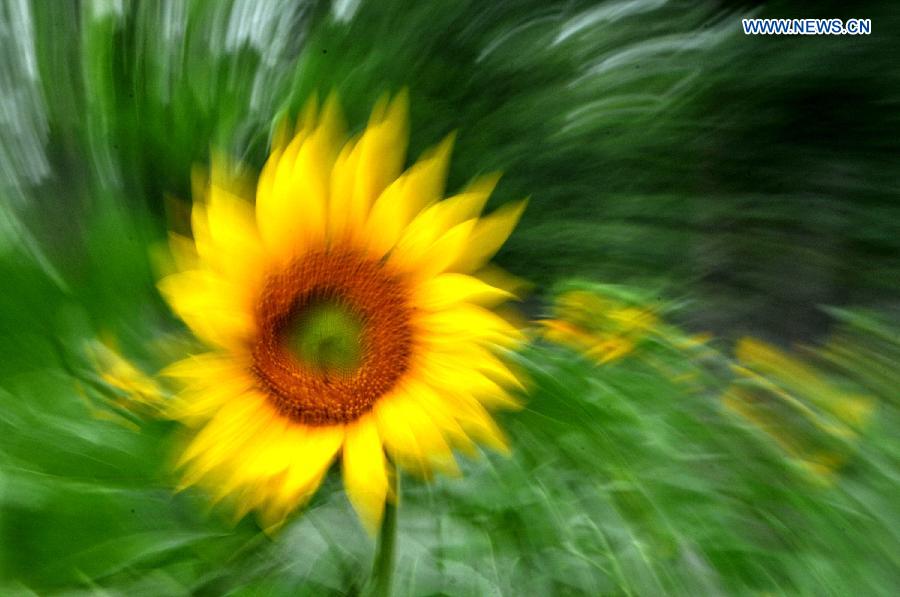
[1,0,898,594]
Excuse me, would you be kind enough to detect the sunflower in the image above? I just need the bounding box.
[159,91,526,532]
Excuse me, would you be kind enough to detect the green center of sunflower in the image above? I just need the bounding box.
[283,300,365,375]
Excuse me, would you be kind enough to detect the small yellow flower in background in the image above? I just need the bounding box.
[722,337,875,484]
[94,342,162,405]
[82,336,166,428]
[158,92,526,532]
[539,288,660,364]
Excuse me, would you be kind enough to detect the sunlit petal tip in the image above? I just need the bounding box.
[367,92,391,124]
[256,503,290,535]
[297,92,320,135]
[450,198,528,274]
[505,375,529,396]
[228,499,255,526]
[454,440,480,460]
[486,435,511,456]
[190,164,210,206]
[269,111,293,152]
[387,87,409,121]
[487,389,526,411]
[429,131,457,172]
[442,458,463,477]
[175,463,205,493]
[319,92,346,137]
[475,264,533,301]
[173,478,194,495]
[404,132,456,204]
[438,127,458,151]
[461,405,510,454]
[165,232,198,270]
[416,273,516,312]
[476,168,503,188]
[159,352,235,380]
[208,151,244,191]
[350,491,386,536]
[366,88,406,126]
[431,453,462,478]
[343,416,389,534]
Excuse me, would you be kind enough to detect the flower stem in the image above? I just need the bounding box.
[365,472,399,597]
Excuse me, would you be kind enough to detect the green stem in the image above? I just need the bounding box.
[365,472,399,597]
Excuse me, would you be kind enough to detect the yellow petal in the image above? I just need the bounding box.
[158,270,255,350]
[438,172,502,226]
[166,232,200,272]
[406,381,477,456]
[414,273,512,311]
[379,172,499,262]
[160,351,248,381]
[475,264,533,300]
[163,352,255,422]
[327,136,363,244]
[432,344,524,390]
[256,96,343,260]
[209,424,298,513]
[329,91,408,246]
[448,199,527,273]
[238,419,302,482]
[192,174,267,289]
[374,387,458,478]
[179,393,276,478]
[268,114,293,155]
[417,353,522,410]
[416,304,524,348]
[296,93,321,138]
[450,396,509,454]
[357,92,410,215]
[272,424,344,511]
[363,133,455,259]
[389,219,475,279]
[342,414,389,534]
[168,381,249,423]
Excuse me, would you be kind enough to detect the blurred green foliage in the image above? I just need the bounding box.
[1,0,898,594]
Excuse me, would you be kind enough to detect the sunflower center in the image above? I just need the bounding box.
[252,251,414,425]
[282,300,364,375]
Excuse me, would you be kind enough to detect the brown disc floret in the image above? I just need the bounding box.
[252,250,414,425]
